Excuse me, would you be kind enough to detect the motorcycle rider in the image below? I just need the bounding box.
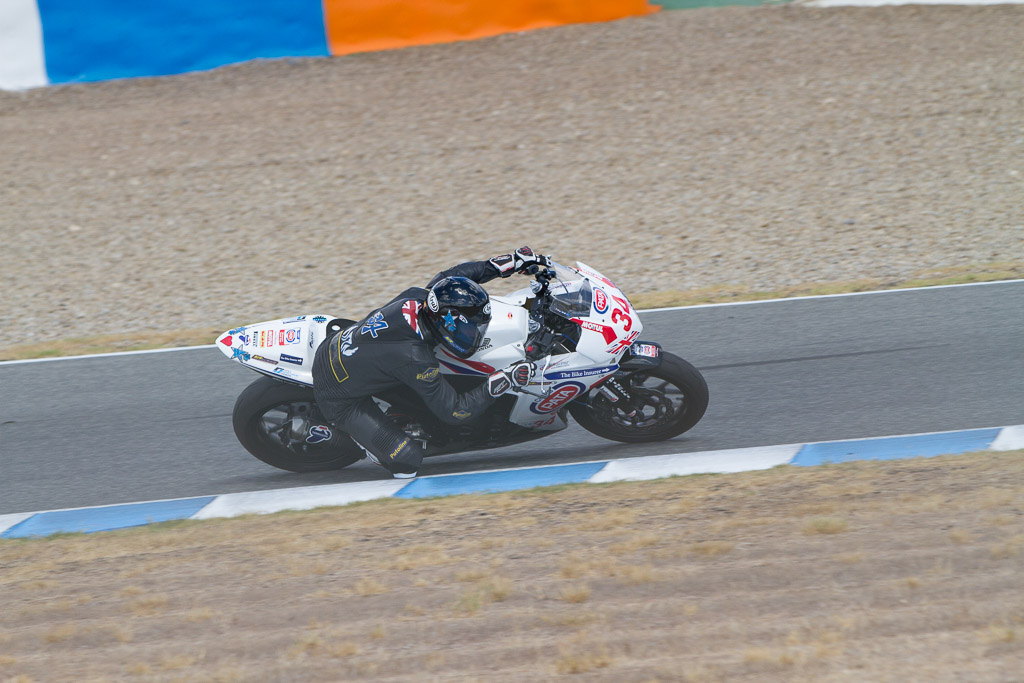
[312,247,551,479]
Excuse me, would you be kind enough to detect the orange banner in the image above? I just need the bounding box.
[322,0,659,56]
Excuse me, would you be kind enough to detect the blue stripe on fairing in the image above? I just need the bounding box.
[394,462,610,498]
[37,0,329,84]
[1,497,216,538]
[791,428,1002,466]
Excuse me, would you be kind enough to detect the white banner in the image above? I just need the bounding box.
[0,0,47,90]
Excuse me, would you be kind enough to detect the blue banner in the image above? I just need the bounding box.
[37,0,329,84]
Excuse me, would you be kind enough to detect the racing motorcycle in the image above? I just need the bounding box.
[216,260,709,473]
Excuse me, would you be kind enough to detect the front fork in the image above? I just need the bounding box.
[598,376,638,418]
[590,340,663,418]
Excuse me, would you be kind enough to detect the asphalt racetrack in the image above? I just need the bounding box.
[2,281,1021,516]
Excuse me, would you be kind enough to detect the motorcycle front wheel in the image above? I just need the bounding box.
[232,376,364,472]
[568,351,709,443]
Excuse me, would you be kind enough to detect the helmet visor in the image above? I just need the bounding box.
[438,303,490,357]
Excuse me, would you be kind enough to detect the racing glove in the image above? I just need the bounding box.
[487,360,536,397]
[489,246,551,278]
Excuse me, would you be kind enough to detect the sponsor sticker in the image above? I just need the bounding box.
[280,353,303,365]
[571,318,618,344]
[306,425,332,444]
[416,367,440,382]
[544,365,618,381]
[453,409,472,420]
[576,264,617,289]
[530,381,585,414]
[631,343,659,358]
[251,354,278,365]
[488,376,511,396]
[361,311,389,338]
[313,315,327,323]
[427,291,439,312]
[388,438,409,459]
[593,288,609,314]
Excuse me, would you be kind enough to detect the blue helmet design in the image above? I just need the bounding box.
[423,276,492,358]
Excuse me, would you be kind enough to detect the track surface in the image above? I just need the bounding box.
[2,282,1021,515]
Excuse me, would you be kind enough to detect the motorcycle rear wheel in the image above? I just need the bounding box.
[568,351,709,443]
[232,376,364,472]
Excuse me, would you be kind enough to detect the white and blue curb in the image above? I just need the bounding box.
[2,425,1021,540]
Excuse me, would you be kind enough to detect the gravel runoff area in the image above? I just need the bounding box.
[1,6,1022,346]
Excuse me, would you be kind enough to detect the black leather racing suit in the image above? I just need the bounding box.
[312,261,503,475]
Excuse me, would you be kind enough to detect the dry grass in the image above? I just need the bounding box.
[353,577,388,596]
[327,642,360,658]
[574,508,637,531]
[41,624,76,643]
[158,653,197,670]
[948,529,972,544]
[688,540,735,557]
[541,610,605,628]
[981,624,1018,645]
[609,532,660,554]
[385,545,453,571]
[455,567,491,582]
[2,450,1023,681]
[744,646,800,668]
[483,576,514,602]
[613,564,659,584]
[110,625,134,643]
[127,593,170,616]
[185,607,218,623]
[989,535,1023,560]
[803,518,849,535]
[555,647,614,674]
[559,584,591,604]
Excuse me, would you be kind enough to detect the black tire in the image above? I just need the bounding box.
[232,376,364,472]
[568,351,709,443]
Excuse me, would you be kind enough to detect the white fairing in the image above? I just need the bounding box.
[216,261,642,432]
[432,261,642,431]
[215,315,343,386]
